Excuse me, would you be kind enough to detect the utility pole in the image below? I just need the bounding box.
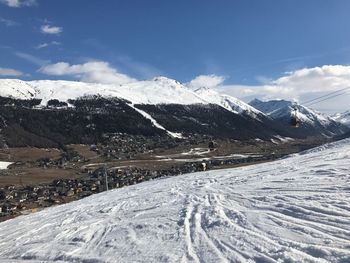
[104,165,109,191]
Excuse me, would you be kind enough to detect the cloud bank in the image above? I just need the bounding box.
[39,61,136,85]
[191,65,350,113]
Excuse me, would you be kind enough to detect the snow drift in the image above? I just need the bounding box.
[1,139,350,262]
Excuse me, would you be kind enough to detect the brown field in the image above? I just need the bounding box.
[0,137,327,188]
[0,167,82,187]
[0,147,62,162]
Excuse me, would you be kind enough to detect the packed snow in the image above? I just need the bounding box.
[0,161,12,170]
[1,139,350,262]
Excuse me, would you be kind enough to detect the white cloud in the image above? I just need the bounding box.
[0,17,19,26]
[35,43,48,49]
[40,24,63,35]
[35,41,61,49]
[216,65,350,114]
[14,52,50,66]
[0,67,23,76]
[187,74,226,90]
[0,0,36,7]
[39,61,137,85]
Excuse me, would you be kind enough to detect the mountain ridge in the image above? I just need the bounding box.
[249,98,349,137]
[0,79,348,146]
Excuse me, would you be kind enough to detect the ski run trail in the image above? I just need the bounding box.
[1,139,350,263]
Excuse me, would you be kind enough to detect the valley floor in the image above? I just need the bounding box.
[0,137,325,222]
[0,139,349,262]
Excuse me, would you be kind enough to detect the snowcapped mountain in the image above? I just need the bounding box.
[0,77,207,106]
[0,78,348,144]
[332,110,350,127]
[193,87,266,120]
[0,78,285,146]
[250,99,349,137]
[0,79,36,100]
[0,77,263,117]
[1,138,350,262]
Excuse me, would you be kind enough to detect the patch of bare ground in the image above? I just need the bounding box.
[0,147,61,162]
[0,167,81,187]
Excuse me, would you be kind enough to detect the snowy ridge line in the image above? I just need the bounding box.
[1,139,350,262]
[250,98,336,125]
[0,78,267,120]
[193,87,264,119]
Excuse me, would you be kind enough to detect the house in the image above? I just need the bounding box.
[66,190,75,197]
[1,202,17,214]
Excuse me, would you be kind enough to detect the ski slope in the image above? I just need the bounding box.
[1,139,350,262]
[0,161,12,170]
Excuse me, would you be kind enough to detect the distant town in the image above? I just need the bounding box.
[0,132,314,221]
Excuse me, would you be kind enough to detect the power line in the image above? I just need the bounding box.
[305,91,349,107]
[301,86,350,106]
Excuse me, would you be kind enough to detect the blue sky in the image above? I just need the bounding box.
[1,0,350,112]
[1,0,350,82]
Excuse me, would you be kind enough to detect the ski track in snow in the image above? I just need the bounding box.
[1,139,350,262]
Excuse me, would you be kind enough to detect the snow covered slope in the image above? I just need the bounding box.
[0,161,12,170]
[250,99,349,137]
[1,139,350,262]
[333,110,350,127]
[0,78,207,106]
[0,79,36,100]
[249,99,328,124]
[194,87,265,119]
[0,78,261,117]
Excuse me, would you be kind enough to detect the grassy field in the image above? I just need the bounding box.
[0,137,327,188]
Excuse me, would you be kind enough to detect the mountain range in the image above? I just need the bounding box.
[332,110,350,127]
[0,77,348,148]
[249,99,348,138]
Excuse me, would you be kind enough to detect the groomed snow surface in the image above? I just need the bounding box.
[1,139,350,262]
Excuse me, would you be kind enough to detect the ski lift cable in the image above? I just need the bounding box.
[304,91,349,107]
[290,91,348,128]
[300,86,350,106]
